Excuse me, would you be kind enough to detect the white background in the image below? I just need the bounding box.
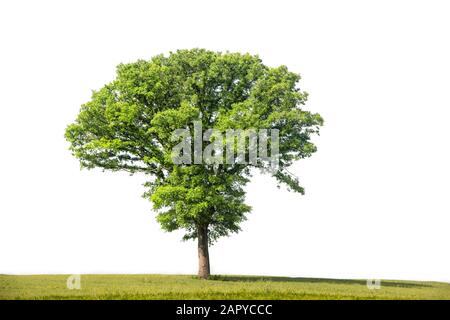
[0,0,449,282]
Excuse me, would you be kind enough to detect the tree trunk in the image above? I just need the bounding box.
[197,224,210,279]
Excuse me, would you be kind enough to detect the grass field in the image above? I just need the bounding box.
[1,274,449,300]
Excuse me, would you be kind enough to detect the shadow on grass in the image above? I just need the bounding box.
[207,275,432,288]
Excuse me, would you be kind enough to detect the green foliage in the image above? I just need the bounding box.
[65,49,323,242]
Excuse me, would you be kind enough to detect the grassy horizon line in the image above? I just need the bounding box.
[1,274,449,300]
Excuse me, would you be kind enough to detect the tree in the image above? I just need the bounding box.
[65,49,323,279]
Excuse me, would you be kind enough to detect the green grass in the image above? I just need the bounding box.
[1,274,449,300]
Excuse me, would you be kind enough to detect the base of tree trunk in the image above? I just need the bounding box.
[197,225,210,279]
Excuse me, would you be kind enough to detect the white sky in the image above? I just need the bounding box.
[0,0,449,282]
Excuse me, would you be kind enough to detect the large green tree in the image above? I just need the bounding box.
[65,49,323,279]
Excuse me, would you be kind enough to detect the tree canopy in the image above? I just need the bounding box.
[65,49,323,278]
